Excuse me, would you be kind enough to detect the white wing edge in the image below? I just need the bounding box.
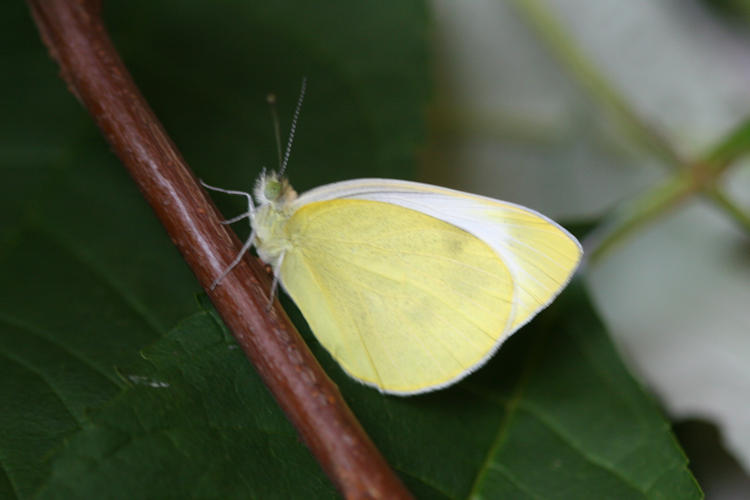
[292,178,583,396]
[294,178,580,251]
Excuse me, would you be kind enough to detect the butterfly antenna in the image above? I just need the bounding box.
[279,77,307,176]
[267,93,283,170]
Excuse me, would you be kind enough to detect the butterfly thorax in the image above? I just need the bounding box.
[252,172,297,269]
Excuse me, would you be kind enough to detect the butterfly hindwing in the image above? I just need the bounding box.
[280,198,516,394]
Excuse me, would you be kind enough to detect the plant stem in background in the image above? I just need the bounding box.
[509,0,750,261]
[587,148,750,263]
[509,0,686,170]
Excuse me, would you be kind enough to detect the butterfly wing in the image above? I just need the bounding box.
[294,179,583,333]
[280,198,516,394]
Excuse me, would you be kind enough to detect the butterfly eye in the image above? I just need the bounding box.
[264,178,282,201]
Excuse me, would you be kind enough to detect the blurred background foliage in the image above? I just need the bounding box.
[427,1,750,497]
[1,0,749,498]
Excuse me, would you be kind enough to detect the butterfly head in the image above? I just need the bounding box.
[254,170,297,209]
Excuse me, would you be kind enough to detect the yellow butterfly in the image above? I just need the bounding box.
[203,83,582,395]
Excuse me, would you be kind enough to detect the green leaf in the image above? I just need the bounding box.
[35,312,336,499]
[0,0,699,498]
[10,283,701,499]
[311,282,700,499]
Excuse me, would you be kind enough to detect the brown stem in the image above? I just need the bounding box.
[26,1,412,498]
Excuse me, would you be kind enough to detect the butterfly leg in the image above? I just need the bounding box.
[220,212,251,225]
[209,228,257,291]
[200,179,256,224]
[266,252,285,311]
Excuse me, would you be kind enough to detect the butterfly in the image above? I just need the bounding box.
[202,81,582,395]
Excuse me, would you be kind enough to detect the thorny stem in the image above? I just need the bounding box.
[26,1,412,498]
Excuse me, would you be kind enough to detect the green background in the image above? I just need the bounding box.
[0,1,723,498]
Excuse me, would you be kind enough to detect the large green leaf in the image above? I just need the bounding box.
[0,1,700,498]
[321,282,700,499]
[34,308,336,499]
[8,283,701,499]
